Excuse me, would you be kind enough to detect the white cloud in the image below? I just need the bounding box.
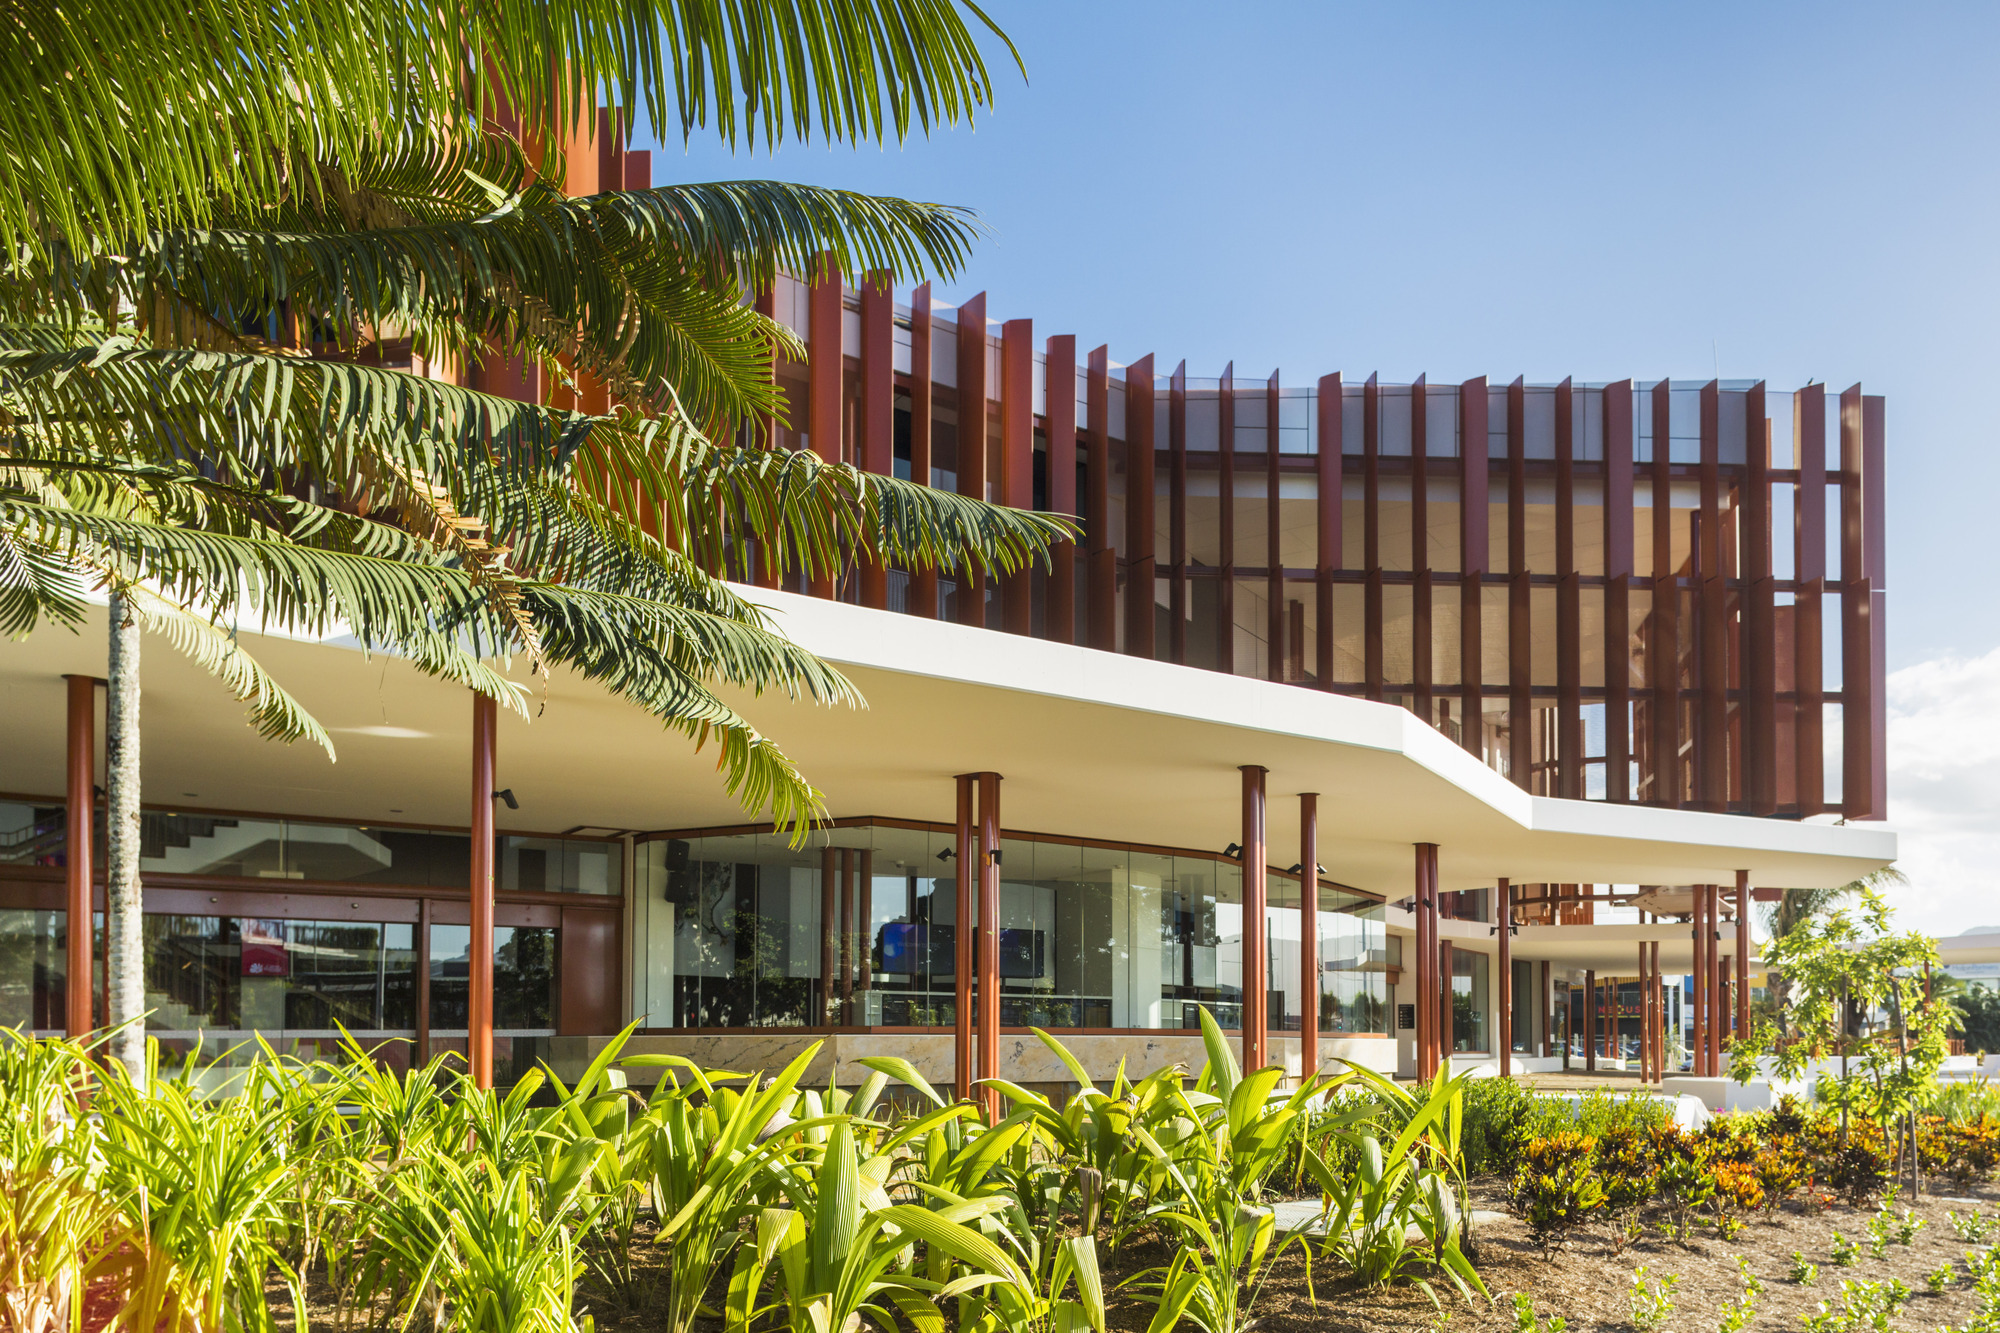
[1885,646,2000,937]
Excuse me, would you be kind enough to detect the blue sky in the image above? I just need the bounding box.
[642,2,2000,929]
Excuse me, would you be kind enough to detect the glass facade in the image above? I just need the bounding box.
[632,822,1388,1034]
[0,908,66,1031]
[1451,949,1490,1053]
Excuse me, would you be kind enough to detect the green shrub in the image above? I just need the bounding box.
[1509,1133,1605,1260]
[1461,1075,1535,1176]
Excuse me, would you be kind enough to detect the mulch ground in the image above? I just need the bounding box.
[271,1180,2000,1333]
[1140,1181,2000,1333]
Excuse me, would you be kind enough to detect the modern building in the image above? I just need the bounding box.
[0,131,1896,1093]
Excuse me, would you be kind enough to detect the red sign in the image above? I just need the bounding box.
[241,920,289,978]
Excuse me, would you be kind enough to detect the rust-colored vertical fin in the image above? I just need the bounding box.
[1863,393,1887,819]
[999,317,1035,635]
[1169,361,1189,663]
[1649,380,1679,806]
[1315,374,1343,692]
[1218,362,1237,675]
[908,283,938,617]
[1508,376,1532,790]
[1698,381,1728,811]
[1268,371,1285,682]
[1459,377,1489,758]
[1839,384,1873,818]
[1412,374,1433,725]
[1124,354,1157,658]
[1087,345,1115,650]
[1363,373,1384,701]
[1045,334,1079,645]
[1555,377,1581,797]
[857,272,895,609]
[954,292,988,626]
[1745,384,1778,814]
[806,254,843,599]
[1603,381,1634,802]
[1794,383,1826,814]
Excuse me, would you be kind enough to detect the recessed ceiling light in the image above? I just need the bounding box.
[334,725,430,740]
[389,808,403,814]
[183,792,198,798]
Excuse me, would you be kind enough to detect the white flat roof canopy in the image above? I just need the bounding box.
[0,589,1896,904]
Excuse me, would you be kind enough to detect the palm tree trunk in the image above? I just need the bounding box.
[106,588,145,1092]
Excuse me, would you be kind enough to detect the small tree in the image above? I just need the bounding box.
[1731,886,1951,1199]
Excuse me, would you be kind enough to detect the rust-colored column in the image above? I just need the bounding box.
[1000,318,1035,635]
[1299,793,1320,1081]
[1415,843,1441,1079]
[858,272,895,610]
[820,846,839,1026]
[469,693,497,1089]
[1863,393,1888,820]
[909,284,939,618]
[1584,968,1597,1073]
[1046,334,1079,644]
[1840,384,1876,819]
[976,773,1002,1122]
[63,674,95,1038]
[1438,938,1454,1062]
[1652,942,1664,1075]
[1718,952,1734,1052]
[1413,846,1432,1080]
[1555,378,1582,797]
[1240,767,1269,1072]
[952,776,974,1096]
[1690,885,1706,1075]
[1638,942,1651,1082]
[807,253,842,599]
[1745,385,1778,814]
[1498,879,1512,1077]
[856,849,874,1018]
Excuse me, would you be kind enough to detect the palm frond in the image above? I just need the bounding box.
[117,583,338,758]
[0,0,1014,260]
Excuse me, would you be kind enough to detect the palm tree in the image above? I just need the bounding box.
[1,0,1066,1080]
[1760,867,1909,1021]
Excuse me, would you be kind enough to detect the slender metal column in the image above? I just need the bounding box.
[1413,844,1435,1080]
[1299,794,1320,1082]
[1498,879,1512,1077]
[1240,767,1268,1072]
[469,693,497,1089]
[976,773,1003,1122]
[952,776,974,1096]
[64,674,95,1038]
